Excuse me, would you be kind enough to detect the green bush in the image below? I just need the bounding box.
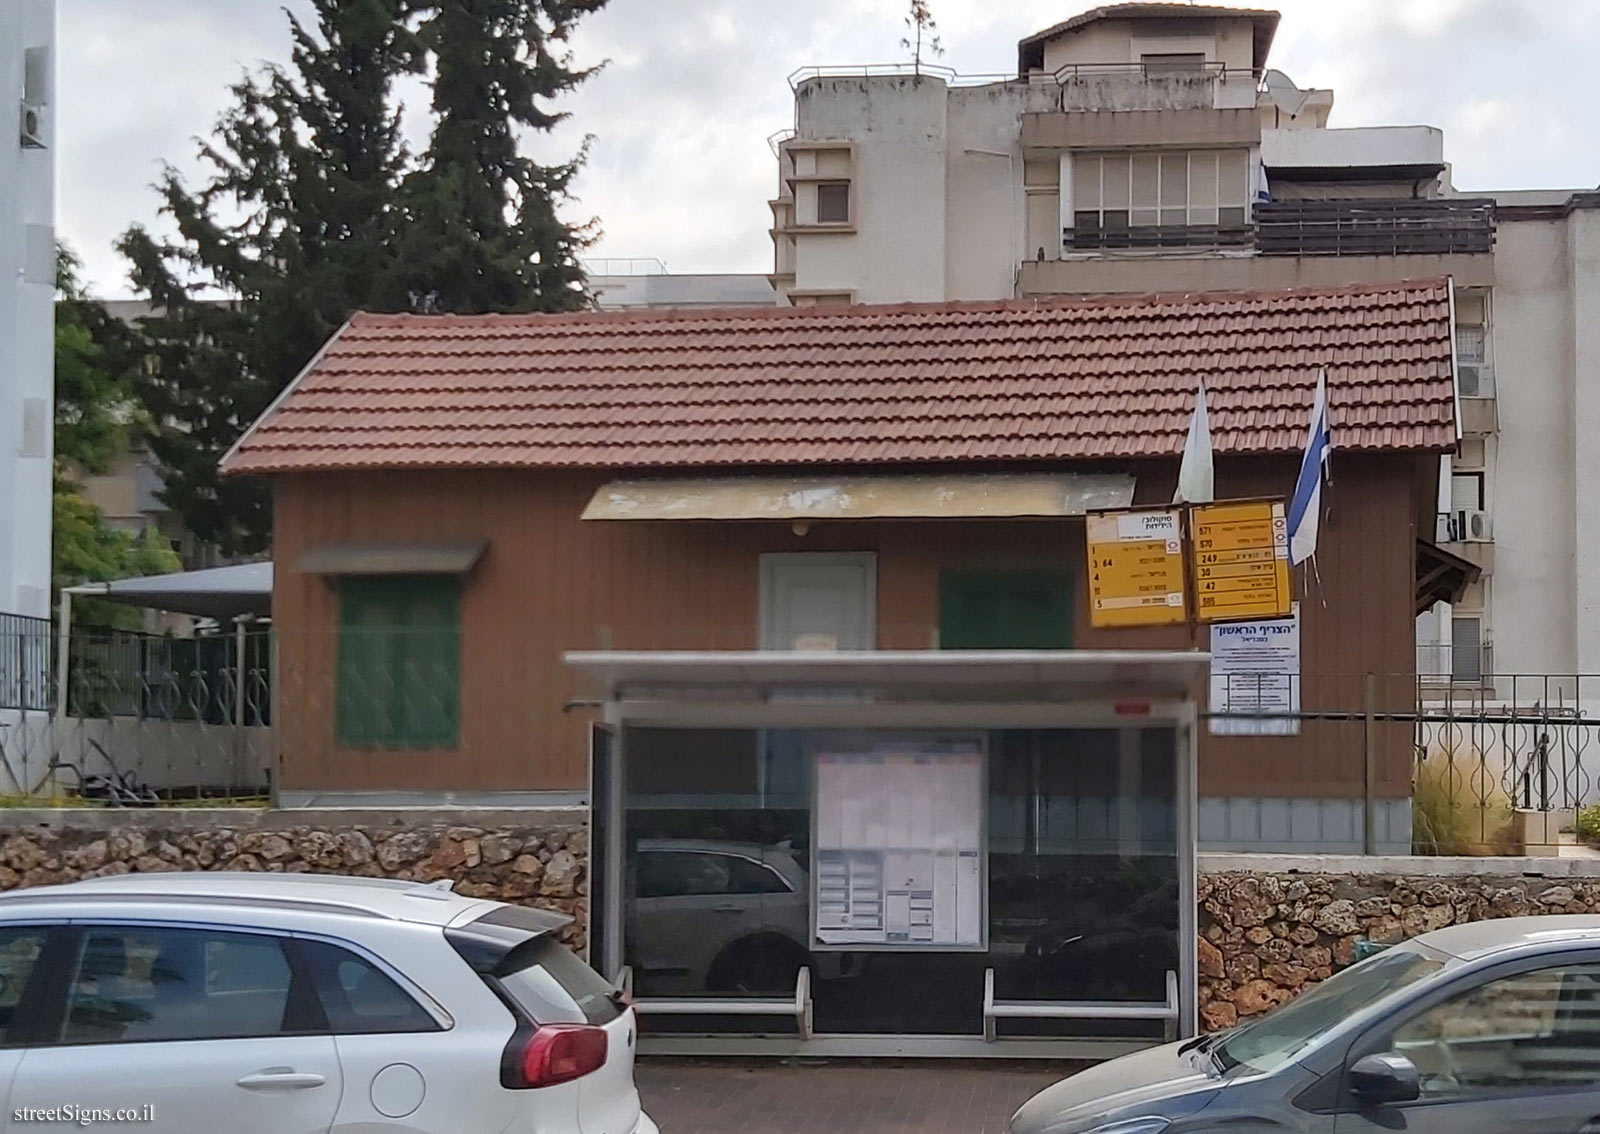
[1576,803,1600,845]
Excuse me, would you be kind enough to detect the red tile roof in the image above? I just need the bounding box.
[221,280,1456,476]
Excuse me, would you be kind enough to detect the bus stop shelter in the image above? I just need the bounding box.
[567,648,1206,1060]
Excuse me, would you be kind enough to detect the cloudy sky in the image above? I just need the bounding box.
[58,0,1598,297]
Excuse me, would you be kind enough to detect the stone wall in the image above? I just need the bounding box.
[0,808,590,949]
[9,817,1600,1032]
[1198,854,1600,1032]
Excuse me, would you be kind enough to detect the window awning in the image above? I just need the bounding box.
[580,473,1136,522]
[1415,537,1482,615]
[63,562,272,620]
[298,541,487,576]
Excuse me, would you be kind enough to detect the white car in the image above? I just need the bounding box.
[0,871,657,1134]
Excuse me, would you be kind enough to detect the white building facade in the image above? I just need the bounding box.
[1473,194,1600,688]
[1,0,55,622]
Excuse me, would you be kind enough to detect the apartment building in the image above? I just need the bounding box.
[770,3,1599,697]
[1,0,55,622]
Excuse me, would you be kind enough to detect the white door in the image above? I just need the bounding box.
[8,924,341,1134]
[759,552,876,651]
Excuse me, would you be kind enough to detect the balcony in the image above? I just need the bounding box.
[1047,61,1262,113]
[1458,392,1497,436]
[1255,198,1496,257]
[1064,223,1253,252]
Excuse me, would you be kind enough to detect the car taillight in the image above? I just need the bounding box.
[510,1024,608,1089]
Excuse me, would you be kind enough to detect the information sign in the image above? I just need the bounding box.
[1190,500,1293,622]
[1086,509,1187,628]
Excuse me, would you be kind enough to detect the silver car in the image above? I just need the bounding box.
[631,839,811,994]
[1011,915,1600,1134]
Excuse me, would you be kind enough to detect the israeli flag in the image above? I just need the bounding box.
[1288,369,1332,566]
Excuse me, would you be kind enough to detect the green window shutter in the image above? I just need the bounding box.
[396,578,461,748]
[337,576,461,748]
[336,580,392,745]
[939,571,1073,650]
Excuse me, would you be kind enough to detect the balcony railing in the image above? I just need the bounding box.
[1255,198,1496,257]
[1417,640,1494,686]
[1064,224,1254,252]
[1049,60,1260,83]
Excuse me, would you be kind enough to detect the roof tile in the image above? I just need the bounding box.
[223,281,1456,475]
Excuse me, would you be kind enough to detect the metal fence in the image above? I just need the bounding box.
[0,626,273,804]
[1206,669,1600,855]
[0,613,51,712]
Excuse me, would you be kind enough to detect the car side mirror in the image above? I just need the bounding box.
[1349,1053,1421,1105]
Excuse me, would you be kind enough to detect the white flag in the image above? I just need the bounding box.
[1173,383,1214,505]
[1288,369,1333,565]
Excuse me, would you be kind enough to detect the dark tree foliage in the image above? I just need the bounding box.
[391,0,605,313]
[54,245,141,474]
[53,245,181,625]
[118,0,605,555]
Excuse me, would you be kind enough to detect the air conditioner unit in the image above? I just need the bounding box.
[1458,363,1494,398]
[1449,508,1492,542]
[18,101,46,149]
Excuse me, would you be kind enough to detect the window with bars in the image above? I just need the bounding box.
[1069,150,1250,247]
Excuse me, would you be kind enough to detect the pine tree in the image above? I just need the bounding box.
[390,0,607,313]
[117,0,423,558]
[117,0,607,556]
[54,245,140,475]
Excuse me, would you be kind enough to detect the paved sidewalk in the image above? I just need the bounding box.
[636,1058,1081,1134]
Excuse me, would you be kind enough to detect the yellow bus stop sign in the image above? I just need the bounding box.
[1190,499,1293,622]
[1086,509,1187,628]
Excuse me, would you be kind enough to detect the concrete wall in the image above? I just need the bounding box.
[1488,217,1581,677]
[1569,209,1600,678]
[1040,22,1134,70]
[0,0,55,619]
[1037,16,1255,72]
[50,719,274,793]
[943,84,1040,301]
[792,77,949,302]
[1261,125,1444,170]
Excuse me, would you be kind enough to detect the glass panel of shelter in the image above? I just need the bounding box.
[618,724,1179,1040]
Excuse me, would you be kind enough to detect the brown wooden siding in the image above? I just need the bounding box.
[272,453,1418,798]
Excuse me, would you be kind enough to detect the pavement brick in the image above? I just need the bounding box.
[636,1058,1079,1134]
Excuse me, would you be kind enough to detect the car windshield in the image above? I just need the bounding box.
[1216,947,1445,1074]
